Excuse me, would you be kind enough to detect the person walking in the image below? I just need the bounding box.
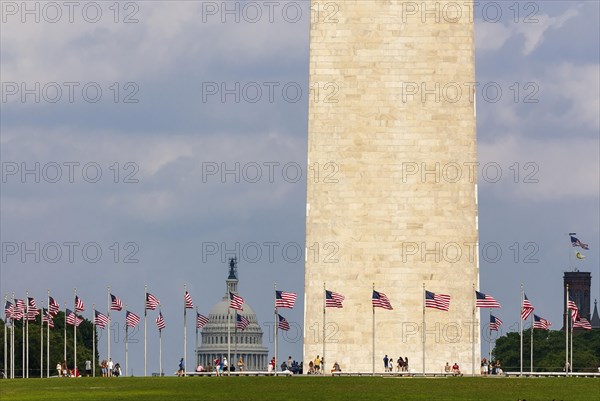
[383,355,389,372]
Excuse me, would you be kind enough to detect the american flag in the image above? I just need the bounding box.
[94,310,109,329]
[325,290,344,308]
[425,291,451,311]
[533,315,551,330]
[521,294,534,320]
[146,293,160,310]
[567,297,579,321]
[490,315,503,331]
[126,310,141,328]
[4,301,14,319]
[28,297,38,310]
[42,309,55,328]
[48,297,59,315]
[236,314,250,330]
[13,299,25,320]
[196,313,209,329]
[475,291,501,308]
[573,317,592,330]
[26,298,40,320]
[570,235,589,250]
[66,309,83,326]
[275,291,297,309]
[110,294,123,311]
[156,312,166,331]
[184,291,194,309]
[229,292,244,311]
[277,314,290,331]
[75,296,85,312]
[372,290,393,310]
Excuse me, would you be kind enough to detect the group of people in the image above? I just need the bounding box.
[383,355,409,372]
[444,362,462,376]
[481,358,503,375]
[99,359,121,377]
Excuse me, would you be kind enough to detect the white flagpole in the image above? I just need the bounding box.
[183,285,187,377]
[125,305,128,377]
[472,283,475,376]
[11,292,15,379]
[46,290,50,378]
[570,311,573,372]
[274,283,278,375]
[195,307,199,373]
[565,284,569,376]
[92,304,96,377]
[144,284,147,377]
[519,284,523,376]
[63,300,66,366]
[40,303,43,378]
[322,283,326,376]
[3,294,7,379]
[25,289,29,378]
[21,308,24,378]
[372,282,375,376]
[422,283,426,376]
[227,307,231,376]
[159,310,163,376]
[107,287,111,364]
[530,313,533,373]
[74,288,77,376]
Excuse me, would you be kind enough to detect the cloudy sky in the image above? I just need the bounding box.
[1,1,598,374]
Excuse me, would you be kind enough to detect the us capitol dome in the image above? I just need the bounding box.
[196,258,269,370]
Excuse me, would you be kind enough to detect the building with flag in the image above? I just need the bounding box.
[196,258,268,371]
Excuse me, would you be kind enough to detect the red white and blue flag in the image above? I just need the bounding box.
[277,314,290,331]
[184,291,194,309]
[110,294,123,311]
[573,317,592,330]
[146,293,160,310]
[570,235,589,250]
[42,309,55,328]
[236,314,250,330]
[156,312,166,331]
[4,301,14,319]
[490,315,503,331]
[476,291,501,308]
[48,297,59,315]
[196,313,209,329]
[126,310,141,328]
[275,291,297,309]
[229,292,244,311]
[521,294,534,320]
[94,310,109,329]
[533,315,551,330]
[425,291,451,311]
[372,290,393,310]
[66,309,83,326]
[75,296,85,313]
[325,290,344,308]
[567,297,579,321]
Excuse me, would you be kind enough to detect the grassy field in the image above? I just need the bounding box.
[0,376,598,401]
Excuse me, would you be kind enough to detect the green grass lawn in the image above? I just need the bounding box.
[1,376,598,401]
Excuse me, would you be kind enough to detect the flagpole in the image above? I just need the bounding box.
[195,307,199,374]
[422,283,426,376]
[159,309,163,376]
[565,284,569,377]
[107,287,111,364]
[21,308,24,378]
[91,304,95,377]
[274,283,278,376]
[519,283,523,376]
[125,305,128,378]
[488,309,492,363]
[183,285,187,377]
[11,292,15,379]
[74,288,77,377]
[322,283,326,376]
[144,284,147,377]
[3,294,7,379]
[234,310,238,373]
[40,303,43,378]
[25,289,29,378]
[46,290,50,378]
[63,300,66,366]
[570,312,573,372]
[471,283,475,376]
[372,282,375,376]
[227,307,231,377]
[530,313,533,373]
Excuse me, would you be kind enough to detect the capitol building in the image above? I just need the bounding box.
[196,258,269,370]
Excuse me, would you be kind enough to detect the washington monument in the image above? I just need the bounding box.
[304,1,480,373]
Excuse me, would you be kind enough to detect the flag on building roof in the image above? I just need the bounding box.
[229,292,244,311]
[521,294,534,320]
[476,291,501,308]
[278,314,290,331]
[184,291,194,309]
[425,291,451,311]
[490,315,503,331]
[110,294,123,311]
[533,315,551,330]
[126,310,141,328]
[570,236,589,250]
[156,312,166,331]
[325,290,344,308]
[372,290,393,310]
[573,317,592,330]
[568,297,579,321]
[236,314,250,331]
[94,310,109,329]
[66,309,83,326]
[146,293,160,310]
[75,296,85,312]
[48,297,59,315]
[275,291,297,309]
[196,313,209,329]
